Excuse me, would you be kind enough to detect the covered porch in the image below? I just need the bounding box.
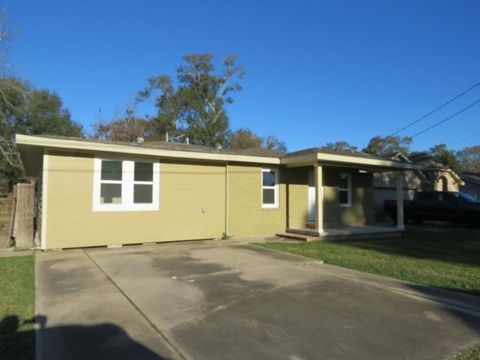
[278,149,423,241]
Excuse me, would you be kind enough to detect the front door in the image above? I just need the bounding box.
[308,170,316,222]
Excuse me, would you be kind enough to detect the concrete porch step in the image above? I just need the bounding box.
[286,228,321,237]
[277,226,404,243]
[275,232,318,242]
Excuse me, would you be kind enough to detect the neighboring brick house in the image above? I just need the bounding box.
[373,152,464,219]
[460,173,480,200]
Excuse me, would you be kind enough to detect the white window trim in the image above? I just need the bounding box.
[261,168,279,209]
[339,172,352,208]
[93,158,160,212]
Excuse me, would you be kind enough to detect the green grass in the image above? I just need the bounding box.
[452,344,480,360]
[260,225,480,295]
[0,255,35,360]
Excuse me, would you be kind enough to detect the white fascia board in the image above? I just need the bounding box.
[281,151,424,170]
[315,153,424,170]
[16,134,281,165]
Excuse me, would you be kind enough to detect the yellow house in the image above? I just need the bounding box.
[16,134,422,250]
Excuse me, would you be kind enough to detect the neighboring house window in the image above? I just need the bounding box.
[262,168,279,208]
[339,172,351,207]
[93,158,159,211]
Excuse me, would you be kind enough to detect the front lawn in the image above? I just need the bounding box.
[0,255,35,360]
[260,225,480,296]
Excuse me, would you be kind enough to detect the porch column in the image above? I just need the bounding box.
[314,163,324,233]
[396,171,405,230]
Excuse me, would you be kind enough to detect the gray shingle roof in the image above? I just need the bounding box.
[30,135,285,158]
[26,135,410,164]
[283,147,378,160]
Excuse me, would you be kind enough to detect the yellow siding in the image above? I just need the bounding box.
[45,153,226,249]
[43,151,376,249]
[285,166,374,229]
[227,164,286,238]
[323,167,374,227]
[286,167,309,229]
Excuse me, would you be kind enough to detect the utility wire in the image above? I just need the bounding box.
[388,80,480,137]
[411,97,480,138]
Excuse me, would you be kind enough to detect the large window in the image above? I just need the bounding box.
[93,158,159,211]
[262,168,279,208]
[339,172,351,207]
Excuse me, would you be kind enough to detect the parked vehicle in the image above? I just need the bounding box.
[384,191,480,225]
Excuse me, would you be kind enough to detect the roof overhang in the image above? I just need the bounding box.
[16,135,424,174]
[282,152,424,170]
[15,134,281,166]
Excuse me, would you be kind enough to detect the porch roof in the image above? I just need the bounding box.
[281,148,424,170]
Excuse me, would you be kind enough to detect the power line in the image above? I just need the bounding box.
[411,97,480,138]
[388,80,480,137]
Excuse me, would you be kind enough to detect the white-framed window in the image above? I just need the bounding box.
[93,158,160,211]
[339,172,352,207]
[262,168,279,208]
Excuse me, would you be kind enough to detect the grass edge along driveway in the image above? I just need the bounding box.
[260,225,480,297]
[0,254,35,360]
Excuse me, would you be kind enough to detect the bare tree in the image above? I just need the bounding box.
[93,105,152,142]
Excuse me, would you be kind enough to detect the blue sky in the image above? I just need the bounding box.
[6,0,480,151]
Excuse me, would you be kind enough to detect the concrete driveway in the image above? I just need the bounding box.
[35,240,480,360]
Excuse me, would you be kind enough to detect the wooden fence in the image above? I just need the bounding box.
[0,196,13,247]
[9,183,35,248]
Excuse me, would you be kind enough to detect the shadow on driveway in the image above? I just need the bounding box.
[0,314,169,360]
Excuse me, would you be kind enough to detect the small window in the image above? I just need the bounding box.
[101,183,122,204]
[100,160,123,204]
[133,162,154,204]
[339,173,351,207]
[262,168,279,208]
[101,160,122,181]
[93,159,159,211]
[134,162,153,181]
